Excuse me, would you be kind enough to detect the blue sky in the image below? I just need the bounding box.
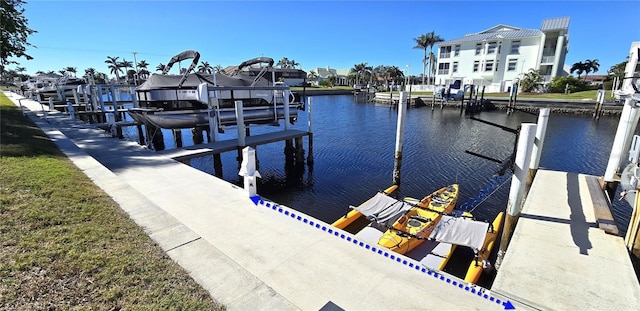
[13,0,640,77]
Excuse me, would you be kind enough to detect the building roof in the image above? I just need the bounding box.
[441,28,542,45]
[440,17,569,45]
[540,17,570,31]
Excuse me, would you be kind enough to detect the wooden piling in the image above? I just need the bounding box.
[173,129,183,148]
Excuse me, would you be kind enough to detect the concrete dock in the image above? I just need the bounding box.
[5,92,517,310]
[5,91,639,310]
[492,170,640,310]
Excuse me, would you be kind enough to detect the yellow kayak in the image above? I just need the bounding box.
[464,212,504,284]
[331,185,398,229]
[377,184,459,254]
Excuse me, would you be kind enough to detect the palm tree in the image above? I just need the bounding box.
[584,59,600,80]
[277,57,290,68]
[105,56,122,82]
[413,31,444,85]
[119,59,133,83]
[307,70,318,81]
[570,61,586,79]
[607,61,627,84]
[197,61,213,74]
[413,34,429,85]
[156,63,166,73]
[349,62,372,86]
[137,60,149,78]
[35,70,45,75]
[58,69,66,76]
[213,64,223,73]
[289,59,300,69]
[520,69,544,92]
[84,67,96,77]
[65,66,77,77]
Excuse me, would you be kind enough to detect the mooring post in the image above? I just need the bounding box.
[130,86,139,108]
[109,85,120,122]
[594,89,606,120]
[173,129,183,148]
[603,98,640,199]
[67,100,76,120]
[284,89,291,130]
[393,92,408,185]
[496,123,537,270]
[213,154,223,178]
[97,86,106,123]
[526,108,550,187]
[238,146,261,196]
[235,100,246,147]
[307,96,314,165]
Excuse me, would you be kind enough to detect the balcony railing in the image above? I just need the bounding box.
[438,69,450,75]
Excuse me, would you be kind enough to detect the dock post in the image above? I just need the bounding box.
[526,108,550,187]
[284,90,291,130]
[238,146,261,196]
[235,100,246,147]
[393,92,408,185]
[307,96,314,165]
[213,154,223,178]
[173,129,183,148]
[496,123,537,270]
[67,101,76,120]
[594,89,605,120]
[136,123,145,146]
[192,127,204,145]
[110,85,120,122]
[130,86,139,108]
[97,86,106,123]
[72,88,80,107]
[603,98,640,199]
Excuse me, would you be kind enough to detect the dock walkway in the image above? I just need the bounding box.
[492,170,640,310]
[5,92,516,310]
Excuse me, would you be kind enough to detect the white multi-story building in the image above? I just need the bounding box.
[434,17,570,92]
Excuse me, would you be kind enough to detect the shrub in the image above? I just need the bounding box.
[549,75,589,93]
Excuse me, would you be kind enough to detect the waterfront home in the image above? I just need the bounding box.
[434,17,570,92]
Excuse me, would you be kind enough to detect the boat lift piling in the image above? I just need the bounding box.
[594,89,606,120]
[496,123,537,270]
[393,92,408,185]
[526,108,550,187]
[306,97,314,165]
[603,98,640,199]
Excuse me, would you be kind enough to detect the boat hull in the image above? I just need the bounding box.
[332,185,399,229]
[464,212,504,284]
[377,184,459,254]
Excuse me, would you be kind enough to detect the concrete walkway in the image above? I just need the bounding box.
[4,91,519,310]
[492,170,640,310]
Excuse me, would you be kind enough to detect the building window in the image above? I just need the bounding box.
[440,46,452,58]
[507,59,518,71]
[438,63,450,75]
[498,44,502,54]
[452,62,458,73]
[510,40,520,54]
[475,43,482,55]
[485,60,494,72]
[487,41,497,54]
[454,45,460,56]
[495,60,499,71]
[473,61,480,72]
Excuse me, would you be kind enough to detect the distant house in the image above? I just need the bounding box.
[434,17,570,92]
[581,74,607,86]
[308,66,348,86]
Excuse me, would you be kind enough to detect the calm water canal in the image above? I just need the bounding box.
[124,95,635,234]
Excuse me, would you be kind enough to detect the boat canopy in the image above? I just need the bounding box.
[428,215,489,251]
[136,73,269,91]
[352,193,414,224]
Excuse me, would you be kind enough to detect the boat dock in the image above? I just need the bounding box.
[158,129,311,162]
[5,91,639,310]
[492,169,640,310]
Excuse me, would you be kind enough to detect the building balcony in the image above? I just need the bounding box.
[541,55,555,64]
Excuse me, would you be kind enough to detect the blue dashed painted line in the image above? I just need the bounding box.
[250,196,515,310]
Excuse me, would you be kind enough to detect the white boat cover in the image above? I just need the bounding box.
[428,215,489,251]
[353,193,413,224]
[137,73,265,91]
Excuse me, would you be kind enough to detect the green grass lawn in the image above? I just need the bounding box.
[0,93,225,310]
